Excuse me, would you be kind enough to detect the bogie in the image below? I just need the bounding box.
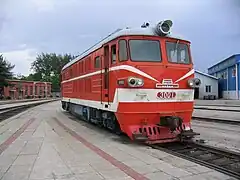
[62,101,122,135]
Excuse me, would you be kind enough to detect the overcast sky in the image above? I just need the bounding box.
[0,0,239,75]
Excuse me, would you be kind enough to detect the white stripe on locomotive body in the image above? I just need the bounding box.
[62,64,194,84]
[175,69,195,83]
[118,88,194,102]
[110,65,159,82]
[62,70,101,83]
[62,88,194,112]
[61,65,159,84]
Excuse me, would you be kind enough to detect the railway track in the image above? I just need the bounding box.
[150,142,240,179]
[192,116,240,126]
[0,99,59,121]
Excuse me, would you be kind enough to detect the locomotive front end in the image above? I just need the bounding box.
[115,20,201,144]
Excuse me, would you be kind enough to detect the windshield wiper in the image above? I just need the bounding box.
[173,40,180,57]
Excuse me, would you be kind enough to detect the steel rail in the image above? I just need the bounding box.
[194,107,240,112]
[192,116,240,126]
[150,142,240,179]
[194,104,240,108]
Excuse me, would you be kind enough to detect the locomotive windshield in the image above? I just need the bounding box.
[129,40,161,62]
[166,41,190,64]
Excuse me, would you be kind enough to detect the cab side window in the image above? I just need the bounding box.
[111,45,116,64]
[94,56,101,68]
[118,40,128,61]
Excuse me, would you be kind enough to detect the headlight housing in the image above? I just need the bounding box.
[128,77,144,87]
[188,78,201,88]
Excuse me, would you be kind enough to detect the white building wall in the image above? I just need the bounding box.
[195,72,218,99]
[222,91,239,99]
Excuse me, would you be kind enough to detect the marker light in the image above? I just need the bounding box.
[188,78,201,88]
[117,79,125,85]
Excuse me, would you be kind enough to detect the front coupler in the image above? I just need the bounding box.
[178,129,200,142]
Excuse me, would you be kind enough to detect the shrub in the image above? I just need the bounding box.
[6,96,11,100]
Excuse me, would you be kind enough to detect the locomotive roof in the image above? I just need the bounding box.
[62,26,188,71]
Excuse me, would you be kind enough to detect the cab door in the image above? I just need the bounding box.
[101,45,110,106]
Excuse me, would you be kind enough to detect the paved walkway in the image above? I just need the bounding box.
[194,105,240,111]
[192,120,240,153]
[0,98,51,106]
[0,101,236,180]
[0,99,57,111]
[193,109,240,121]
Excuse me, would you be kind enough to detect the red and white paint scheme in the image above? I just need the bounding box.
[61,20,201,144]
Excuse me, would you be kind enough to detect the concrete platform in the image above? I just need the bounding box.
[194,100,240,107]
[0,98,51,106]
[0,101,236,180]
[194,105,240,111]
[0,99,57,111]
[193,109,240,122]
[192,120,240,153]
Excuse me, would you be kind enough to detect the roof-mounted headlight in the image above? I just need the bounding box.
[155,20,173,36]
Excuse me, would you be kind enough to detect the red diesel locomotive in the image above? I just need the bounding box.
[61,20,201,144]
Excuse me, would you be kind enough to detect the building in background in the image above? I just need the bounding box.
[194,70,218,99]
[3,80,52,100]
[208,54,240,99]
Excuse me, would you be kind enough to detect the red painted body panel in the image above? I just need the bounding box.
[116,101,193,142]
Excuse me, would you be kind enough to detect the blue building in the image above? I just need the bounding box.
[208,54,240,99]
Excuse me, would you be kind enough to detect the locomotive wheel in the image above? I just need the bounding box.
[61,102,66,110]
[109,116,122,135]
[102,114,122,135]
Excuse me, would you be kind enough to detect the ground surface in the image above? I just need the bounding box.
[195,100,240,106]
[0,98,53,106]
[193,108,240,121]
[192,120,240,153]
[0,99,57,110]
[0,101,236,180]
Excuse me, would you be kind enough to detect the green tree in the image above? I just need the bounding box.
[0,54,15,96]
[12,73,27,80]
[31,53,74,91]
[14,72,42,81]
[25,72,42,81]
